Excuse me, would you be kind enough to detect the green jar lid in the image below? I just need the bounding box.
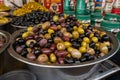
[94,10,102,13]
[101,26,114,32]
[104,13,120,22]
[64,11,75,15]
[101,20,120,28]
[76,15,90,20]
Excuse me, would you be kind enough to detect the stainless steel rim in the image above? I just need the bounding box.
[9,28,120,68]
[0,30,11,54]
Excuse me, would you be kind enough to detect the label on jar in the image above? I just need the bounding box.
[109,18,118,22]
[82,20,91,24]
[103,3,113,13]
[113,0,120,8]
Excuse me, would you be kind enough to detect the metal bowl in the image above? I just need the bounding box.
[8,27,119,68]
[0,30,11,54]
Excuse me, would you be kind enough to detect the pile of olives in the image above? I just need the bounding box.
[13,2,48,16]
[0,16,9,24]
[11,10,55,26]
[13,14,111,64]
[0,34,5,49]
[0,4,10,12]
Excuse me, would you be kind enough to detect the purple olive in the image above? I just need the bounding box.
[16,46,23,53]
[62,36,70,41]
[25,36,34,40]
[55,50,68,58]
[32,26,39,33]
[27,53,36,60]
[58,17,65,23]
[50,44,56,51]
[58,58,64,64]
[41,48,52,55]
[39,39,47,47]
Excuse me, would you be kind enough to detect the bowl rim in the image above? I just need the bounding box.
[8,27,120,68]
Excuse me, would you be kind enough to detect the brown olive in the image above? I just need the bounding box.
[103,41,110,46]
[50,25,58,31]
[25,36,34,41]
[50,44,56,51]
[62,36,70,41]
[37,54,48,63]
[39,39,47,47]
[54,37,63,44]
[63,32,72,38]
[57,42,65,50]
[27,53,36,60]
[87,48,95,55]
[41,48,52,55]
[71,49,82,59]
[58,17,65,23]
[60,28,67,33]
[100,53,105,57]
[100,43,108,54]
[42,21,50,30]
[55,50,68,58]
[39,34,45,38]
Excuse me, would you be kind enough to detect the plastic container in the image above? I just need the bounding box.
[101,20,120,32]
[91,12,103,27]
[0,70,36,80]
[104,13,120,22]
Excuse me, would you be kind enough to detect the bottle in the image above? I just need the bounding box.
[111,0,120,14]
[76,0,86,15]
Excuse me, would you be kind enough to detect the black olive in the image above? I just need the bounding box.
[34,49,41,57]
[87,55,94,61]
[41,30,48,35]
[48,39,53,43]
[72,42,80,49]
[77,38,82,43]
[21,49,28,57]
[56,31,63,37]
[85,31,90,37]
[21,44,27,48]
[29,42,35,48]
[55,22,60,25]
[88,25,92,30]
[94,32,100,37]
[83,53,91,58]
[79,34,85,39]
[80,57,87,62]
[70,38,76,42]
[89,41,95,48]
[51,33,57,39]
[59,13,64,17]
[50,21,55,25]
[18,38,25,44]
[44,43,51,48]
[64,57,74,64]
[107,46,111,51]
[101,35,110,41]
[66,18,71,22]
[67,27,73,32]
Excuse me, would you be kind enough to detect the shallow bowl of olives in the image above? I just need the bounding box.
[8,25,119,68]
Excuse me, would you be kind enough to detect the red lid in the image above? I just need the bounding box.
[111,8,120,15]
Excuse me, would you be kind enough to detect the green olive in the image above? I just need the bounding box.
[64,41,72,48]
[50,53,57,63]
[72,31,79,39]
[87,48,95,55]
[57,42,65,50]
[26,39,36,47]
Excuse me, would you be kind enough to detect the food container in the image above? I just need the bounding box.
[0,70,36,80]
[101,20,120,33]
[0,30,11,75]
[8,27,119,80]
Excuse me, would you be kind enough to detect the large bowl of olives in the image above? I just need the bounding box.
[8,15,119,80]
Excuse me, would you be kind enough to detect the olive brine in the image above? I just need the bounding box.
[13,14,111,64]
